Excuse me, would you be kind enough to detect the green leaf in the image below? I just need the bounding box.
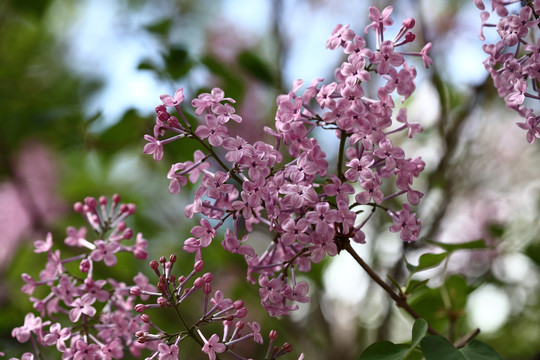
[405,279,429,295]
[427,239,488,253]
[421,336,503,360]
[387,274,403,292]
[411,318,428,347]
[460,340,504,360]
[358,341,408,360]
[421,336,465,360]
[165,46,193,79]
[237,50,275,85]
[138,60,158,71]
[145,18,172,35]
[415,252,449,272]
[525,242,540,268]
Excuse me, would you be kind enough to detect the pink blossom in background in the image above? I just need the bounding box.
[0,141,64,270]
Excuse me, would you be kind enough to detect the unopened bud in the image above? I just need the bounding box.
[149,260,160,274]
[135,304,146,313]
[169,254,177,263]
[405,32,415,43]
[202,272,213,283]
[233,300,244,309]
[73,202,84,213]
[79,259,91,273]
[283,342,293,353]
[127,203,137,214]
[157,297,168,307]
[194,260,204,272]
[117,222,127,232]
[269,330,278,340]
[235,321,244,330]
[130,286,142,296]
[112,194,121,203]
[236,308,248,318]
[168,116,180,128]
[140,314,151,323]
[193,277,204,288]
[99,196,108,205]
[123,228,133,239]
[160,256,166,264]
[203,283,212,294]
[403,18,415,29]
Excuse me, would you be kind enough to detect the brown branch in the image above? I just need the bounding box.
[344,242,441,336]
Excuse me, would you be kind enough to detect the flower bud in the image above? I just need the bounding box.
[233,300,244,309]
[235,321,244,330]
[202,272,213,283]
[130,286,142,296]
[99,196,108,205]
[169,254,177,264]
[123,228,133,239]
[269,330,278,340]
[117,222,127,232]
[203,283,212,294]
[283,342,293,353]
[194,260,204,272]
[193,277,204,288]
[403,18,415,29]
[79,259,91,273]
[236,308,248,318]
[73,202,84,213]
[405,32,415,43]
[157,297,168,307]
[150,260,160,273]
[112,194,121,203]
[160,256,166,264]
[135,304,146,313]
[141,314,151,323]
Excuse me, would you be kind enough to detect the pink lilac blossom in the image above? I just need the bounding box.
[142,5,428,318]
[475,0,540,143]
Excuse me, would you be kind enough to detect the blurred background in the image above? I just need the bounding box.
[1,0,540,358]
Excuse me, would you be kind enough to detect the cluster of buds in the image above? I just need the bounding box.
[131,255,302,360]
[475,0,540,143]
[143,6,430,317]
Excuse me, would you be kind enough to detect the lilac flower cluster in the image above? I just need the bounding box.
[143,6,430,317]
[12,195,153,359]
[132,255,302,360]
[12,196,297,360]
[475,0,540,143]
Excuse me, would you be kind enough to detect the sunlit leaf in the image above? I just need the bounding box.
[358,341,408,360]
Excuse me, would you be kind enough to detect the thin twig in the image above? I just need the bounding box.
[454,328,481,348]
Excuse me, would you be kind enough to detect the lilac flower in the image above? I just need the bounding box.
[160,87,184,107]
[326,24,355,50]
[65,226,87,247]
[101,338,124,360]
[191,218,216,248]
[157,343,179,360]
[69,294,97,322]
[12,313,46,343]
[364,6,394,34]
[73,339,101,360]
[517,116,540,143]
[247,321,264,344]
[143,135,164,161]
[90,240,120,267]
[33,232,53,253]
[201,334,226,360]
[195,114,229,146]
[43,323,71,350]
